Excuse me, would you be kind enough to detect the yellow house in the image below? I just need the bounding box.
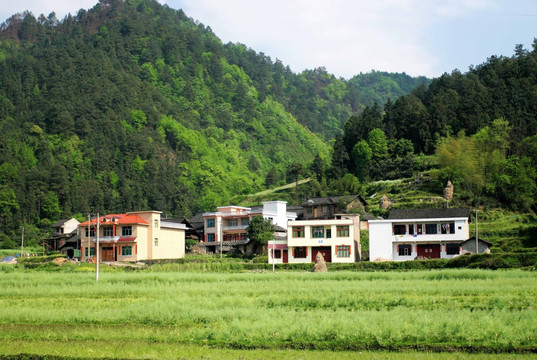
[79,211,186,262]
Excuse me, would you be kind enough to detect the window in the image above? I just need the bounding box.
[398,244,412,256]
[336,245,351,257]
[103,227,113,237]
[85,247,95,256]
[241,217,249,226]
[226,218,238,227]
[312,226,324,238]
[446,243,460,255]
[425,224,438,234]
[122,226,132,236]
[294,247,307,258]
[224,233,244,241]
[85,228,95,237]
[206,218,215,228]
[154,238,158,246]
[121,246,132,256]
[393,224,406,235]
[322,205,329,214]
[337,226,349,237]
[326,229,331,238]
[292,226,304,238]
[207,233,215,242]
[273,250,282,259]
[441,222,456,234]
[307,207,313,215]
[408,224,414,235]
[417,224,423,235]
[154,219,159,228]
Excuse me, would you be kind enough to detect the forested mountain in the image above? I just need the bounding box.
[331,42,537,211]
[0,0,427,245]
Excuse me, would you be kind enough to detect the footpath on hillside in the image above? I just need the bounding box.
[243,178,311,198]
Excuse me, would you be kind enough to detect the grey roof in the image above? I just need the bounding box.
[361,212,376,221]
[249,205,263,213]
[301,194,367,207]
[388,208,471,220]
[461,237,492,246]
[51,219,70,228]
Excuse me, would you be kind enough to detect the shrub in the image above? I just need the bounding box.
[251,255,268,263]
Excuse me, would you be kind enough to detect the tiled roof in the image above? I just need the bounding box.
[79,214,149,226]
[388,208,471,220]
[301,194,367,206]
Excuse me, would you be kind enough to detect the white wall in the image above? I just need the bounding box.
[262,201,296,228]
[287,219,357,263]
[369,217,470,262]
[368,221,394,261]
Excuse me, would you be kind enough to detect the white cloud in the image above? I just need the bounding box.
[2,0,532,78]
[174,0,447,77]
[0,0,97,21]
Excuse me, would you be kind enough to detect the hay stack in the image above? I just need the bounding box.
[380,195,391,210]
[312,252,328,272]
[444,180,454,201]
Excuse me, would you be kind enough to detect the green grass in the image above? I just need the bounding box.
[0,269,536,359]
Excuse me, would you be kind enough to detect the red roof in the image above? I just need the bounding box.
[79,214,149,226]
[118,237,136,242]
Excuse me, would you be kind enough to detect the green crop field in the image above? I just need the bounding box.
[0,269,536,359]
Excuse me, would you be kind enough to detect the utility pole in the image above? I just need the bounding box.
[87,214,91,261]
[475,210,479,254]
[220,235,223,259]
[20,226,24,258]
[96,213,100,281]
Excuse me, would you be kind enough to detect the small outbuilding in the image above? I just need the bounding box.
[460,237,491,254]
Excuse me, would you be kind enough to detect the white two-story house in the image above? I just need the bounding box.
[368,208,471,261]
[269,214,361,264]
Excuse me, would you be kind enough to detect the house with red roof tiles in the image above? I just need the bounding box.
[78,210,187,262]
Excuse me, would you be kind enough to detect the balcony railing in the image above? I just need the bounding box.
[198,238,250,246]
[90,236,120,243]
[222,225,248,231]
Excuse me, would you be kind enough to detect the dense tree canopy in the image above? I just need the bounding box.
[332,42,537,211]
[0,0,427,247]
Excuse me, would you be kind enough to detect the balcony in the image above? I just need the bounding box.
[222,225,248,231]
[90,236,120,243]
[198,238,250,246]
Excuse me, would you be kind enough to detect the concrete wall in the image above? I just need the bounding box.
[286,219,357,263]
[152,226,185,259]
[369,217,470,262]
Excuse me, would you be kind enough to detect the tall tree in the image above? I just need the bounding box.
[246,216,274,255]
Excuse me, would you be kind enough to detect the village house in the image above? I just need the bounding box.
[268,214,361,264]
[301,194,367,220]
[43,218,80,258]
[200,201,296,254]
[78,210,187,262]
[368,208,472,261]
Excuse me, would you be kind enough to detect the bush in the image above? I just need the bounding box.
[251,255,268,263]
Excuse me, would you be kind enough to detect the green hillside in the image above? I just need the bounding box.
[329,43,537,216]
[0,0,427,247]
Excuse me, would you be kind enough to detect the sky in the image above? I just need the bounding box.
[1,0,536,78]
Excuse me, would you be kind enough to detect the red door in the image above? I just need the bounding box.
[417,244,441,259]
[101,247,115,261]
[312,247,331,263]
[282,250,288,263]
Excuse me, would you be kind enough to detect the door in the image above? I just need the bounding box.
[282,250,288,263]
[101,246,115,261]
[312,246,331,263]
[417,244,441,259]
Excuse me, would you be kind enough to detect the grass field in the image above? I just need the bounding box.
[0,269,536,359]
